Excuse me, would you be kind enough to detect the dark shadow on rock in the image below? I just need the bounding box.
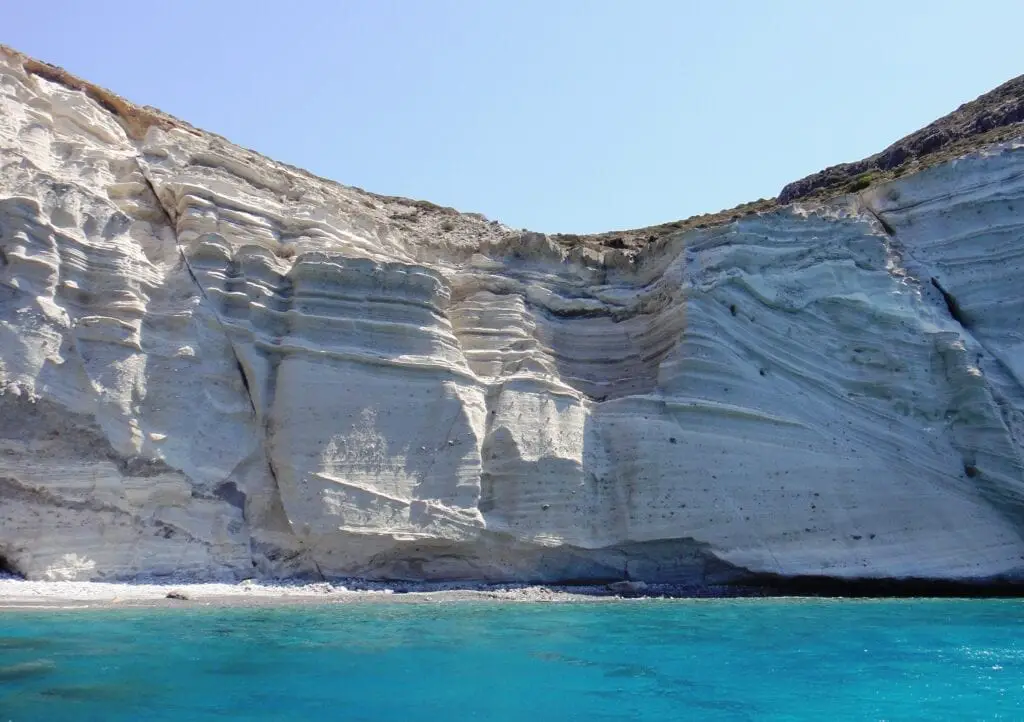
[739,573,1024,598]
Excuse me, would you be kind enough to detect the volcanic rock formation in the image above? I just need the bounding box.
[2,45,1023,586]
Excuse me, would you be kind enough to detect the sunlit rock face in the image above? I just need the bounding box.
[1,47,1023,584]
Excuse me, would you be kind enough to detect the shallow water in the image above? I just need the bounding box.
[1,598,1022,721]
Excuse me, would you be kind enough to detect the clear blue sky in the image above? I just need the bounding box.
[6,1,1024,233]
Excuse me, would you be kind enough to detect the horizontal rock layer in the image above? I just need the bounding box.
[1,49,1024,585]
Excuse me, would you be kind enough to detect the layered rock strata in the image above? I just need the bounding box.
[2,46,1023,586]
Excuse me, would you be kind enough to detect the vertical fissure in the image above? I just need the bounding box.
[930,277,970,328]
[134,157,324,580]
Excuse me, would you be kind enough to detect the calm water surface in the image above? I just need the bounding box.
[1,598,1022,721]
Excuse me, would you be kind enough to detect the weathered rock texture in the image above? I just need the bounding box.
[2,46,1024,585]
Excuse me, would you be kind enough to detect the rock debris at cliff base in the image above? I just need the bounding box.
[1,45,1024,587]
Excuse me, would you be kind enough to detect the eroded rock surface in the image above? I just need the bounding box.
[2,47,1023,585]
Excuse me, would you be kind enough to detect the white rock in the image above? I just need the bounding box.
[1,48,1023,586]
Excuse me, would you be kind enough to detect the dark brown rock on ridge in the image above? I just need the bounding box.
[779,74,1024,204]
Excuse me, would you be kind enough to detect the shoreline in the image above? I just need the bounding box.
[0,578,707,609]
[4,575,1024,610]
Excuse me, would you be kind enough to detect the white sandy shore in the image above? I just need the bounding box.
[0,577,662,609]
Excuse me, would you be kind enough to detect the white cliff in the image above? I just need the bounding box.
[1,46,1023,585]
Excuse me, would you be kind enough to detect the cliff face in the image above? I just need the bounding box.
[2,48,1024,585]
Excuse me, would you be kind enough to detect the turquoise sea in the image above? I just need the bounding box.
[1,598,1022,721]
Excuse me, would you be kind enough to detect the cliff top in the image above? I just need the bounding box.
[3,43,1023,254]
